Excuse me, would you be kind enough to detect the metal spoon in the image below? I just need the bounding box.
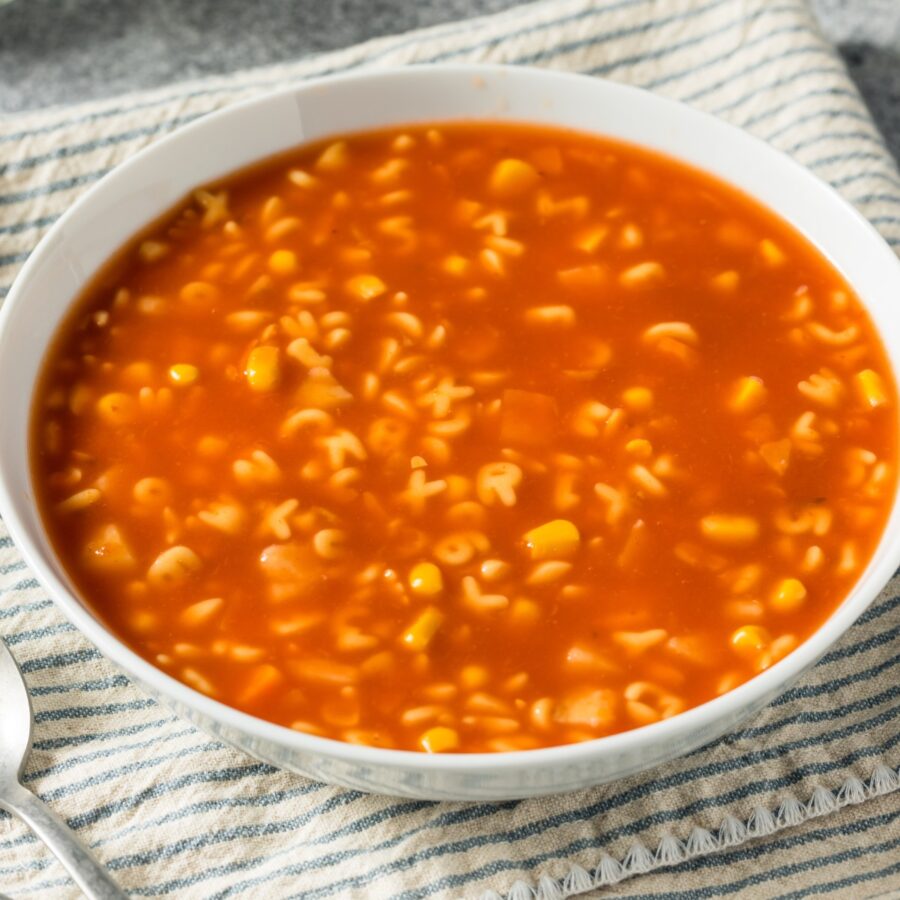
[0,635,127,898]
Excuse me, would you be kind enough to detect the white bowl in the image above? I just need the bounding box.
[2,65,899,801]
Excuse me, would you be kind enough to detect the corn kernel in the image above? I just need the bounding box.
[729,376,767,413]
[245,346,281,392]
[622,386,654,412]
[730,625,771,660]
[771,577,807,613]
[401,606,444,652]
[522,519,580,560]
[346,274,387,301]
[268,249,298,275]
[168,363,199,386]
[625,438,653,459]
[409,562,444,597]
[855,369,888,409]
[700,514,760,546]
[420,725,459,753]
[489,158,540,198]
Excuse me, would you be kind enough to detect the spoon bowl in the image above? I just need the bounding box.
[0,636,127,899]
[0,636,30,786]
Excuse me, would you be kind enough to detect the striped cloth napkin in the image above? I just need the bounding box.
[1,1,899,898]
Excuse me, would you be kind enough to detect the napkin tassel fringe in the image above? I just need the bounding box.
[480,762,900,900]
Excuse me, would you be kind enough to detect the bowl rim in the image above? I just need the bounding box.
[2,61,900,777]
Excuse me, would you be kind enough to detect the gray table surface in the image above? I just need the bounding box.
[0,0,899,163]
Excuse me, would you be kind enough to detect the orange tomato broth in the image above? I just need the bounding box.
[31,122,897,754]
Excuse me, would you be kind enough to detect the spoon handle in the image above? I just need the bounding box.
[0,780,127,899]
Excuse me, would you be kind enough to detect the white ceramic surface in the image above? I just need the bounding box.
[2,65,900,801]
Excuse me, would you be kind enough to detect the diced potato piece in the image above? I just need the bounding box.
[770,577,807,613]
[82,524,136,573]
[700,514,760,546]
[258,543,324,603]
[855,369,888,409]
[401,607,445,652]
[554,688,617,729]
[489,158,539,198]
[245,346,281,392]
[499,388,557,448]
[729,376,767,413]
[408,562,444,597]
[420,726,459,753]
[522,519,580,560]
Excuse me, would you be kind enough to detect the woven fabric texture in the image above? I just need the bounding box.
[0,1,898,898]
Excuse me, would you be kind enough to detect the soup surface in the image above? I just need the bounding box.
[32,123,896,753]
